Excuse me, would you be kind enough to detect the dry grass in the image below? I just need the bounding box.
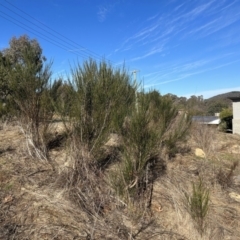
[0,122,240,239]
[191,123,218,158]
[217,161,239,189]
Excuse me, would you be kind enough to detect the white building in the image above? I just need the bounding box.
[229,96,240,135]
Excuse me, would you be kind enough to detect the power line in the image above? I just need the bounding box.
[0,2,97,60]
[1,2,103,61]
[0,10,91,61]
[2,0,109,62]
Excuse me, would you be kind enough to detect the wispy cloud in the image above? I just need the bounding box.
[187,14,240,38]
[129,46,164,62]
[144,58,240,90]
[123,23,160,45]
[221,0,238,11]
[97,6,110,22]
[169,0,216,25]
[147,14,159,22]
[174,2,186,12]
[186,18,220,36]
[108,0,240,95]
[112,0,226,59]
[189,1,215,16]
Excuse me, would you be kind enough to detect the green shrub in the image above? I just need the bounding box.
[1,35,53,159]
[219,108,233,131]
[69,59,135,155]
[111,91,190,205]
[185,178,210,236]
[112,93,159,200]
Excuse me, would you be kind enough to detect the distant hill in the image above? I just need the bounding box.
[206,91,240,102]
[205,91,240,109]
[165,91,239,115]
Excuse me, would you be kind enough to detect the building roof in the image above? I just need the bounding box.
[192,116,220,125]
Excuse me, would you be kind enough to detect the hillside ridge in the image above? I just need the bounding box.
[206,91,240,101]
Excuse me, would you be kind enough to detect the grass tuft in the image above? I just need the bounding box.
[185,177,210,236]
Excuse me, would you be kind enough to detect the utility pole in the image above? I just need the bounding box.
[132,70,140,113]
[132,70,139,82]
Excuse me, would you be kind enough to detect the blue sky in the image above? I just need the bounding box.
[0,0,240,99]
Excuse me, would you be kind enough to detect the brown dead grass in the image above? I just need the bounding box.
[0,121,240,239]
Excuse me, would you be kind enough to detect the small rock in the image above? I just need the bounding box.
[229,192,240,203]
[195,148,205,158]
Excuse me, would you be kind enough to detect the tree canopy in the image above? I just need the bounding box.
[2,35,46,68]
[0,35,48,101]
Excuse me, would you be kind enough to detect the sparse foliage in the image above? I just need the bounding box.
[219,108,233,131]
[69,59,135,154]
[1,35,53,159]
[2,35,46,68]
[191,122,217,158]
[207,100,228,115]
[0,52,12,101]
[50,78,75,118]
[185,178,210,236]
[217,161,238,189]
[111,90,190,207]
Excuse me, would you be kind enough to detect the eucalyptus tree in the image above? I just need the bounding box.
[1,35,53,159]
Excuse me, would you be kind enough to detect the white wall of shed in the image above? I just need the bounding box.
[233,119,240,135]
[233,102,240,119]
